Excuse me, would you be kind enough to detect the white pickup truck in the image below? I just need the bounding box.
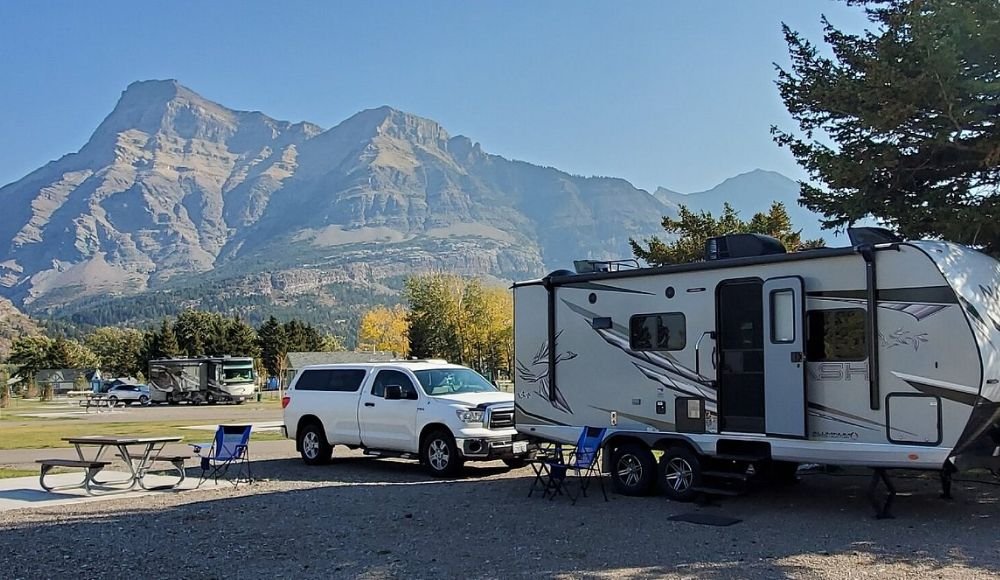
[282,361,528,476]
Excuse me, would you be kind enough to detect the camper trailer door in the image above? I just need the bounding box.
[762,276,807,438]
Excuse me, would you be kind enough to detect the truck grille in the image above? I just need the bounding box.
[489,409,515,429]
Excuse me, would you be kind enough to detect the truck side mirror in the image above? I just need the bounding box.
[384,385,403,400]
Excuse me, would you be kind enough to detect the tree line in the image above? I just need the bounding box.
[4,272,516,394]
[5,310,343,388]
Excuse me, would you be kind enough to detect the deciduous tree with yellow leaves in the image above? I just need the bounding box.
[358,305,410,357]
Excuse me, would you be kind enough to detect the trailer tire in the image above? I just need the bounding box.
[657,446,703,502]
[298,422,333,466]
[610,442,656,496]
[421,429,463,478]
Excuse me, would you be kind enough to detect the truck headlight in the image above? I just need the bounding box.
[456,409,484,423]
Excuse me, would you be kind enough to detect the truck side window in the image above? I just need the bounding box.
[372,370,416,398]
[629,313,686,351]
[296,369,366,392]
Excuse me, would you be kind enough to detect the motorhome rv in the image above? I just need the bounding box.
[513,229,1000,515]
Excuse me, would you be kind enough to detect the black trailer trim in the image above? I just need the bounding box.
[807,286,958,304]
[858,245,882,410]
[545,278,558,406]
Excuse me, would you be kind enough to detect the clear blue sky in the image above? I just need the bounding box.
[0,1,870,193]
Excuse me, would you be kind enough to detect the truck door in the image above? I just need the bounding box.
[762,276,807,438]
[358,369,421,452]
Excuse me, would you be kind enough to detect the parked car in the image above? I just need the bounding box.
[282,361,528,476]
[106,384,151,407]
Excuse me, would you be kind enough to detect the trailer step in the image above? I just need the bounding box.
[691,485,744,497]
[702,470,750,481]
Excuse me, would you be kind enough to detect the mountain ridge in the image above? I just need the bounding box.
[0,80,827,330]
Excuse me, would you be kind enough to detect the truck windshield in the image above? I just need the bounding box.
[414,369,498,396]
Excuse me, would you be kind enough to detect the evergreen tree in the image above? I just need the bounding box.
[773,0,1000,251]
[630,202,823,266]
[257,316,286,378]
[158,319,181,358]
[8,335,53,381]
[0,367,10,409]
[225,317,260,358]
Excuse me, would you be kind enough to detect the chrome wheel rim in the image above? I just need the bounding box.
[429,439,450,471]
[664,457,694,492]
[616,454,643,488]
[303,431,320,459]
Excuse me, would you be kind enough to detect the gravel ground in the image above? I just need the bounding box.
[2,443,1000,579]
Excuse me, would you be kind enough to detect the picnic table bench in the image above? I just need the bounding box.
[78,394,116,413]
[36,459,112,494]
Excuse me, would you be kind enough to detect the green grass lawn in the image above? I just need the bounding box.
[0,467,39,479]
[0,420,286,450]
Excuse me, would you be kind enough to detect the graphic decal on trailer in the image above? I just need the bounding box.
[515,331,576,414]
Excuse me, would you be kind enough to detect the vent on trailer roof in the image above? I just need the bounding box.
[705,234,786,261]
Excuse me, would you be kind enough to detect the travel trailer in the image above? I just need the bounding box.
[513,229,1000,515]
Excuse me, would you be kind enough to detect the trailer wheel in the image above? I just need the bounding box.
[657,446,703,502]
[610,442,656,496]
[421,429,463,477]
[298,422,333,465]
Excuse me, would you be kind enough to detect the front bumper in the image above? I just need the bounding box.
[455,434,530,460]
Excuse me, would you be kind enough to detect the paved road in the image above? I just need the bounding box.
[5,399,284,424]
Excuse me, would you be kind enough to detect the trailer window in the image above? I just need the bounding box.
[295,369,367,392]
[770,289,795,343]
[630,313,686,351]
[806,309,867,361]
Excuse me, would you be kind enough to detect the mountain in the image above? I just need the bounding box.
[0,80,671,327]
[0,297,39,360]
[653,169,830,240]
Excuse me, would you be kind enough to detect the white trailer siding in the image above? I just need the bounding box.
[514,243,983,469]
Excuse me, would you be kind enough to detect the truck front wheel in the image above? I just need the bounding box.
[298,422,333,466]
[421,430,463,477]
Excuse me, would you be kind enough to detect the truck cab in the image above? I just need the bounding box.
[283,361,526,476]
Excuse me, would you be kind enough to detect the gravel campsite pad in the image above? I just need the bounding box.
[2,446,1000,579]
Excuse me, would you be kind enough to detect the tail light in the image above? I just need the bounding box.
[281,395,290,409]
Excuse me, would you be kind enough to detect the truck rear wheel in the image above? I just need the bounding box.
[298,422,333,466]
[421,429,463,477]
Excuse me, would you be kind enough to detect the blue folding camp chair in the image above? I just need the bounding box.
[527,426,607,504]
[190,425,253,487]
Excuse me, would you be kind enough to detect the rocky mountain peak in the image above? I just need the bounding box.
[88,79,233,143]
